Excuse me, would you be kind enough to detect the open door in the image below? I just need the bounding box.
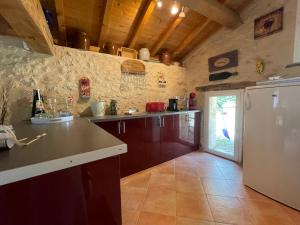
[204,90,244,162]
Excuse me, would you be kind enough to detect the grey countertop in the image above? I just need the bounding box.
[0,118,127,186]
[88,110,201,123]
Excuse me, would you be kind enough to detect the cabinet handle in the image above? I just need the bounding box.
[162,117,165,127]
[123,121,126,134]
[118,122,121,134]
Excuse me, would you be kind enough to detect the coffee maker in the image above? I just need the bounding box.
[167,98,179,112]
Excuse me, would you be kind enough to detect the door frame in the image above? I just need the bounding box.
[203,89,244,162]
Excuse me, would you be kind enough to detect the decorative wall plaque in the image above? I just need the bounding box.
[79,77,91,99]
[208,50,238,72]
[254,7,283,39]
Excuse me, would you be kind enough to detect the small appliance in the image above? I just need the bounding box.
[167,98,178,111]
[146,102,166,112]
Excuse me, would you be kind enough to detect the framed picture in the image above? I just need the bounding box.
[254,7,284,39]
[208,50,238,73]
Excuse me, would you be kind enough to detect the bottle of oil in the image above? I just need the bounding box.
[31,89,45,117]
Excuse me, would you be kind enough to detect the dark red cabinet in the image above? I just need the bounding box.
[160,115,178,162]
[96,112,201,178]
[118,119,148,177]
[144,117,161,167]
[0,156,122,225]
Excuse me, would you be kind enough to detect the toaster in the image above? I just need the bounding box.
[146,102,166,112]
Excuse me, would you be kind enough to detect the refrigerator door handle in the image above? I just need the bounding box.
[245,92,252,110]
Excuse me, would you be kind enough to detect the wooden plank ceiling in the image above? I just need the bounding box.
[37,0,250,61]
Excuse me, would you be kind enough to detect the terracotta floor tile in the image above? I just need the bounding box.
[120,152,298,225]
[218,166,243,182]
[177,217,215,225]
[122,209,140,225]
[202,178,236,197]
[150,161,175,175]
[240,199,295,225]
[142,186,176,216]
[196,165,224,179]
[122,172,152,189]
[121,186,148,210]
[282,205,300,225]
[148,173,176,190]
[207,195,252,224]
[137,211,176,225]
[176,176,205,194]
[226,181,271,201]
[177,192,213,221]
[175,164,199,179]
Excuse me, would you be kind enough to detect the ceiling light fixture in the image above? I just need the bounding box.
[179,6,186,18]
[171,1,179,15]
[156,0,163,8]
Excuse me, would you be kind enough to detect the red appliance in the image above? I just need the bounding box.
[146,102,166,112]
[189,92,197,110]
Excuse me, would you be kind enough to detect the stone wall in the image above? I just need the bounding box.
[185,0,300,107]
[0,42,187,124]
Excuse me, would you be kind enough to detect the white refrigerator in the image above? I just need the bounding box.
[243,78,300,211]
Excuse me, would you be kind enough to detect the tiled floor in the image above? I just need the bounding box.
[121,152,300,225]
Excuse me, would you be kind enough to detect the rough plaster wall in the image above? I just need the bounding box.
[0,43,187,124]
[185,0,300,108]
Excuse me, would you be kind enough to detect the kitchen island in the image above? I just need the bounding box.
[0,118,127,225]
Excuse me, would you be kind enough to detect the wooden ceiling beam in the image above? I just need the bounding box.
[151,8,189,57]
[172,19,211,59]
[0,0,54,55]
[177,0,242,28]
[98,0,114,47]
[124,0,156,49]
[54,0,66,45]
[178,22,222,61]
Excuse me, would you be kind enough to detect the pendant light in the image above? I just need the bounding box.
[156,0,163,8]
[179,6,186,18]
[171,1,179,15]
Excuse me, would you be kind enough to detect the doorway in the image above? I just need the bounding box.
[204,90,244,162]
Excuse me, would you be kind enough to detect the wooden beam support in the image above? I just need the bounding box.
[54,0,66,45]
[124,0,156,49]
[177,0,242,28]
[98,0,114,47]
[179,22,222,61]
[172,19,211,58]
[151,9,189,57]
[0,0,54,55]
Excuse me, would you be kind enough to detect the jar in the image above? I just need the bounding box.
[160,50,172,65]
[139,48,150,61]
[90,100,106,117]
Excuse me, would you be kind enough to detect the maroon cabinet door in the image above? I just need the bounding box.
[118,118,147,177]
[174,112,201,156]
[96,120,121,138]
[0,156,121,225]
[160,115,178,162]
[144,116,161,167]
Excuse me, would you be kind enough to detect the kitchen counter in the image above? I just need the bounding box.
[89,109,201,122]
[0,118,127,186]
